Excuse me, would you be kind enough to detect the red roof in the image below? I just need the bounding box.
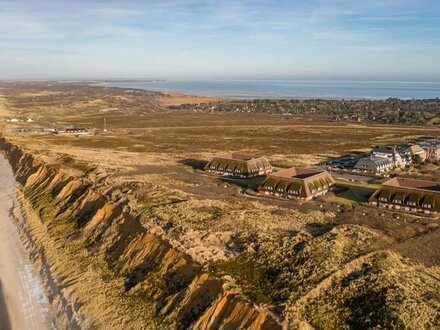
[271,168,323,180]
[383,177,440,193]
[218,153,260,161]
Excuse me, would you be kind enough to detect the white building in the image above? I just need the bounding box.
[372,146,407,168]
[354,157,393,174]
[6,118,19,123]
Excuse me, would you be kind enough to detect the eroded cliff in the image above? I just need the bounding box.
[0,137,281,330]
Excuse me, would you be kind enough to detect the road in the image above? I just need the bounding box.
[0,156,53,330]
[146,91,161,108]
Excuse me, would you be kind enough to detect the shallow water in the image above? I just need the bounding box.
[105,79,440,100]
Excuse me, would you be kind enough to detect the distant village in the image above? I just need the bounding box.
[170,98,440,125]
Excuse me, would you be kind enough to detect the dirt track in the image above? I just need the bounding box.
[0,156,53,330]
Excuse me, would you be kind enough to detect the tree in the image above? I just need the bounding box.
[413,154,424,167]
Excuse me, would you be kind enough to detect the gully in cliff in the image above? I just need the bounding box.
[0,137,282,329]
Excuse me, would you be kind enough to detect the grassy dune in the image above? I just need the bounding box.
[1,82,439,329]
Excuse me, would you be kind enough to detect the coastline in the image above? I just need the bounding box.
[0,156,54,330]
[0,82,439,329]
[0,154,92,329]
[101,79,440,101]
[12,190,93,330]
[0,136,282,330]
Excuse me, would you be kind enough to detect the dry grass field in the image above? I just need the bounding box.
[1,82,439,329]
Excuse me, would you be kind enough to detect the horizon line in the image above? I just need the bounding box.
[2,78,440,84]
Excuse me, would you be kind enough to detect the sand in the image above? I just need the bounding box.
[0,156,53,330]
[154,91,224,106]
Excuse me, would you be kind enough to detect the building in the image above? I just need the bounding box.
[354,157,393,174]
[423,145,440,160]
[372,146,407,168]
[57,127,93,136]
[369,177,440,215]
[204,153,273,178]
[405,144,427,161]
[258,168,335,201]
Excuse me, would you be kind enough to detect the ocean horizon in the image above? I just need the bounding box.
[104,79,440,100]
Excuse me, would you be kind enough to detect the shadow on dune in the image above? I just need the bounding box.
[0,281,12,330]
[177,159,208,170]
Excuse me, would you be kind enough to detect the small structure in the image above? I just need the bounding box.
[369,177,440,215]
[405,144,427,161]
[258,168,335,201]
[26,118,35,123]
[354,157,393,174]
[57,127,93,136]
[6,118,19,123]
[204,153,273,178]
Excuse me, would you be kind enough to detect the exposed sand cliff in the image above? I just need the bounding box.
[0,137,281,329]
[0,83,439,329]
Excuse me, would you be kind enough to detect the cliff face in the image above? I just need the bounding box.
[0,137,281,330]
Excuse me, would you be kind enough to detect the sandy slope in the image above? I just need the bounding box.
[0,156,53,330]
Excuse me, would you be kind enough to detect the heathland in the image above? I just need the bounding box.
[0,81,439,329]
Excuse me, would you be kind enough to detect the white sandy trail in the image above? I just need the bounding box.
[0,155,54,330]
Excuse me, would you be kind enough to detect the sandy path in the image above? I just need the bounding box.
[0,156,53,330]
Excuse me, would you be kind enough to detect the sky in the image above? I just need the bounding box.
[1,0,440,81]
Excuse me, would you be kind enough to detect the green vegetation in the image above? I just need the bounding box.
[213,255,277,304]
[172,98,440,126]
[328,183,377,205]
[59,154,93,173]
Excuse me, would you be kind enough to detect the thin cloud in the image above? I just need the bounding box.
[0,0,439,79]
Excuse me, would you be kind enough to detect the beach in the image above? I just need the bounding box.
[0,156,53,330]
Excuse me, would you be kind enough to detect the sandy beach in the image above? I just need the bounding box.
[0,156,53,330]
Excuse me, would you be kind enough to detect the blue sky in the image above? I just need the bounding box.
[1,0,440,80]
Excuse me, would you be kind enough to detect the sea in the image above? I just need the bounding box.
[104,79,440,100]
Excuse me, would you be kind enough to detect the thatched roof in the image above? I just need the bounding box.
[369,177,440,212]
[384,177,440,192]
[354,157,392,171]
[205,153,272,176]
[259,168,335,199]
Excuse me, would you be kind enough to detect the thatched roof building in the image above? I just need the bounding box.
[354,157,393,173]
[258,168,335,201]
[204,153,273,178]
[369,177,440,215]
